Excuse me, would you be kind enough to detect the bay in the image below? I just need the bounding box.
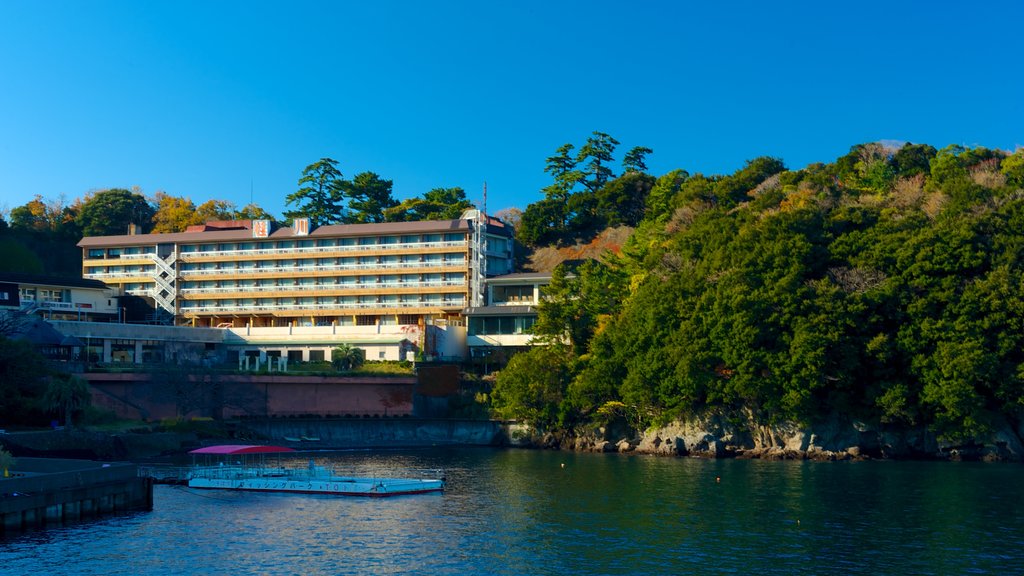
[2,448,1022,575]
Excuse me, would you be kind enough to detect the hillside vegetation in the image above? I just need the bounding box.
[494,142,1024,443]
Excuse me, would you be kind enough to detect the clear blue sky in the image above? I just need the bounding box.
[1,1,1022,219]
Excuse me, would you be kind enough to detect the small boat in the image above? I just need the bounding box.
[186,445,444,497]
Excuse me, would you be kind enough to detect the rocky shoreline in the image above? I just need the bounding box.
[506,412,1024,463]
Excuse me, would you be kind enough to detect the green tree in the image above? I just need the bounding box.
[544,143,583,204]
[342,172,398,223]
[11,194,78,235]
[284,158,346,227]
[43,374,91,430]
[595,172,656,227]
[9,195,49,231]
[576,131,620,192]
[893,143,937,178]
[643,169,689,220]
[534,261,626,356]
[384,187,473,221]
[516,197,568,247]
[930,145,970,184]
[491,344,575,429]
[235,203,276,221]
[0,337,47,424]
[622,146,653,173]
[1002,149,1024,188]
[76,188,154,236]
[0,238,44,273]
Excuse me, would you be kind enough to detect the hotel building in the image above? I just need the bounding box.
[77,212,514,361]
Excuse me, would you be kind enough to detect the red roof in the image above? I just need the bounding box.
[189,445,296,455]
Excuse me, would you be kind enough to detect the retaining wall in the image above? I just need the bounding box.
[242,418,506,448]
[0,458,152,536]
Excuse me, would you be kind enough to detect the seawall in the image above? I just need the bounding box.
[1,458,152,536]
[241,418,506,448]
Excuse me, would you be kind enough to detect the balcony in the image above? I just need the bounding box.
[177,260,468,280]
[178,279,467,298]
[177,240,468,261]
[180,298,467,316]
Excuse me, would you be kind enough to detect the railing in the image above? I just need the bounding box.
[179,280,466,295]
[181,299,466,313]
[178,261,468,276]
[83,269,156,278]
[178,240,468,260]
[20,299,78,311]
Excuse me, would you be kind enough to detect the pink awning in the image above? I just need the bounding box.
[189,445,296,455]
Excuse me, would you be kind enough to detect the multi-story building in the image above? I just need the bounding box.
[465,272,551,361]
[77,212,514,360]
[0,272,119,322]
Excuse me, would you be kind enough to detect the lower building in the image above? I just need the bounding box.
[464,272,551,363]
[0,273,119,322]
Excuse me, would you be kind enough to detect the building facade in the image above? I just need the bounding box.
[77,212,514,360]
[0,273,119,322]
[464,272,551,361]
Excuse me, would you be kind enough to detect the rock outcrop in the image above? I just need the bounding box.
[505,410,1024,462]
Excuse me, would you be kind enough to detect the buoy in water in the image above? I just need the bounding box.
[560,463,565,468]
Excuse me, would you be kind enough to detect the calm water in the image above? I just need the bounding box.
[2,448,1023,575]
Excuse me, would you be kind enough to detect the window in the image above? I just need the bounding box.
[379,351,386,359]
[490,237,508,252]
[309,350,325,362]
[468,315,535,335]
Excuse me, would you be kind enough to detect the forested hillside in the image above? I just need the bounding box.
[494,142,1024,443]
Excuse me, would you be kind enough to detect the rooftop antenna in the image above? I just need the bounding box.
[482,181,487,218]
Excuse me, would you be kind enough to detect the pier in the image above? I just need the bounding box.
[0,458,152,536]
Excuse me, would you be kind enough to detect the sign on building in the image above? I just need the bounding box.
[293,217,310,236]
[252,220,270,238]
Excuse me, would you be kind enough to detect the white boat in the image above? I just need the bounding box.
[187,445,445,497]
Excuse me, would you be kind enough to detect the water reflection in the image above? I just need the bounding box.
[2,449,1023,575]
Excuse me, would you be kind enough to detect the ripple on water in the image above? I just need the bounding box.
[2,449,1024,575]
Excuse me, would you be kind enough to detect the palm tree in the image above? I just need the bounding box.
[331,344,365,372]
[43,374,91,430]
